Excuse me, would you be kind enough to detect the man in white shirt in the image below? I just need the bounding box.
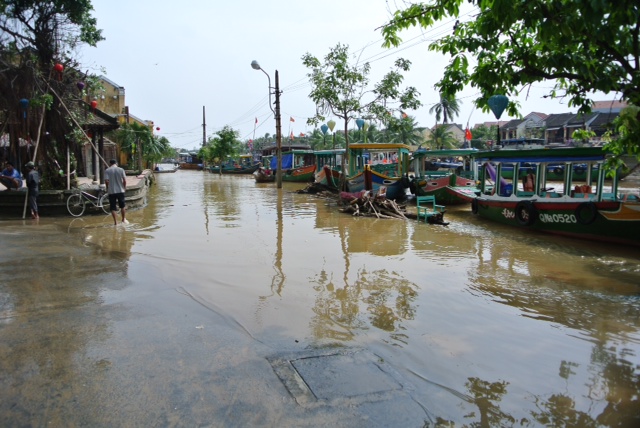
[104,159,127,225]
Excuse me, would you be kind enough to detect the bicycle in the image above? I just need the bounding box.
[66,185,120,217]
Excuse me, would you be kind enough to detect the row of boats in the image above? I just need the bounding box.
[205,144,640,248]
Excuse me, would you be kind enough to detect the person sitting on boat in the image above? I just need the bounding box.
[523,172,535,192]
[0,161,23,190]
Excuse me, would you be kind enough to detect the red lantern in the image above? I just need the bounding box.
[54,63,64,81]
[90,100,97,111]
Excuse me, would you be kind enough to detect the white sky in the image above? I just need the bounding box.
[78,0,592,150]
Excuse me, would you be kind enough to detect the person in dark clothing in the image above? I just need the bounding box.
[25,161,40,219]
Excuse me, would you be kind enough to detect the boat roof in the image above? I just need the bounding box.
[471,147,608,162]
[412,148,478,158]
[349,143,411,151]
[314,148,346,156]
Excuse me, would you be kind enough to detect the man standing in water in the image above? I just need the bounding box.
[104,159,127,225]
[25,161,39,219]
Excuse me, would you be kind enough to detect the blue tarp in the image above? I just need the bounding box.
[270,153,293,170]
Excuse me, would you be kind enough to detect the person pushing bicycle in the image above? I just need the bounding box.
[104,159,127,225]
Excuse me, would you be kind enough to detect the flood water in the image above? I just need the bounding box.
[1,170,639,426]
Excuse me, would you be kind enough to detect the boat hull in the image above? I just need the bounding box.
[412,174,479,205]
[282,164,316,182]
[473,197,640,246]
[347,170,407,200]
[315,165,342,189]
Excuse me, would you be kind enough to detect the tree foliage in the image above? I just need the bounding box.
[199,126,241,166]
[381,0,640,156]
[385,115,424,146]
[429,93,461,125]
[302,43,421,186]
[0,0,103,185]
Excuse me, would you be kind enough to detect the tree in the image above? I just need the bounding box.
[199,126,241,170]
[302,43,421,188]
[469,124,497,149]
[427,125,458,150]
[0,0,103,187]
[381,0,640,159]
[385,114,424,146]
[429,93,461,125]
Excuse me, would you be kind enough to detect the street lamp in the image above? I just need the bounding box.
[251,60,283,188]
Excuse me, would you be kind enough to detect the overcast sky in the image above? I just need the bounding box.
[78,0,596,150]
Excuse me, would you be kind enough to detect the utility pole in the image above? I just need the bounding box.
[202,106,206,147]
[274,71,283,189]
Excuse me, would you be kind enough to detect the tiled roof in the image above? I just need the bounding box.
[544,113,576,128]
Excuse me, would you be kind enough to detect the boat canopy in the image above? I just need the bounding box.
[471,147,607,163]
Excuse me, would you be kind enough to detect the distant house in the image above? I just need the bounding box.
[543,113,577,143]
[592,100,627,113]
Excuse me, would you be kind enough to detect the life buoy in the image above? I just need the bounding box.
[515,200,537,226]
[575,202,597,225]
[471,198,479,214]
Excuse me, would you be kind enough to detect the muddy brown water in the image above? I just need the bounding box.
[1,170,639,426]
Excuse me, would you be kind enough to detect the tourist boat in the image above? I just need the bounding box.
[211,154,260,174]
[469,147,640,247]
[345,143,412,200]
[253,166,275,183]
[314,148,345,189]
[153,163,179,173]
[255,149,316,182]
[409,148,481,205]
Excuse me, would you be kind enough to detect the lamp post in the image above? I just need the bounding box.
[251,60,283,189]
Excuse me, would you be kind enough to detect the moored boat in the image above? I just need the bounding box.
[314,148,345,189]
[470,147,640,247]
[409,148,481,205]
[346,143,411,200]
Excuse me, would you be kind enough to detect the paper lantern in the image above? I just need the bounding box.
[156,127,160,131]
[54,63,64,81]
[327,119,336,132]
[320,124,329,135]
[90,100,97,111]
[488,95,509,119]
[77,81,85,91]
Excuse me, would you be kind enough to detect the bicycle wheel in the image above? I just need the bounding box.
[67,194,86,217]
[100,193,120,214]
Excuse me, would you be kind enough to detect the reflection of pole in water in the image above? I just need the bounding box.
[272,189,285,295]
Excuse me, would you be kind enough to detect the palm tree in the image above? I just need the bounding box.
[427,126,458,150]
[386,115,424,146]
[429,93,461,125]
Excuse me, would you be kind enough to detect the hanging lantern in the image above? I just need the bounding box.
[488,95,509,119]
[356,118,365,130]
[19,98,29,119]
[53,63,64,81]
[90,100,98,112]
[156,127,160,131]
[327,119,336,132]
[77,81,85,91]
[320,124,329,135]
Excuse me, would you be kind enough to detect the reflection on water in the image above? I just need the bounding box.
[1,171,639,425]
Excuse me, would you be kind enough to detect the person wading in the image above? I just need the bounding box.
[104,159,127,225]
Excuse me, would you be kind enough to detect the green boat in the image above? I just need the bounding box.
[469,147,640,247]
